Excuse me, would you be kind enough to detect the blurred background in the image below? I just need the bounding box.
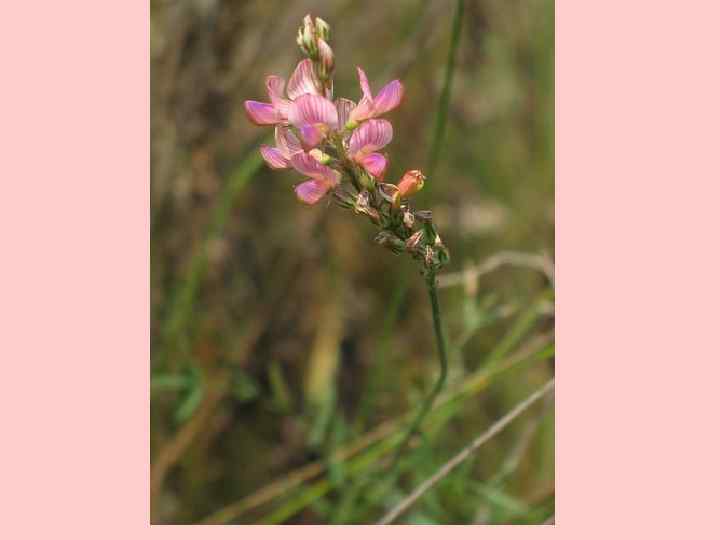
[151,0,554,525]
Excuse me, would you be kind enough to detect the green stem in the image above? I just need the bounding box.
[427,0,464,180]
[388,270,449,470]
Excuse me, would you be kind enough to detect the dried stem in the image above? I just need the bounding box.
[378,378,555,524]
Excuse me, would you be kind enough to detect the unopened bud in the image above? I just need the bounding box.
[315,17,330,41]
[405,230,424,251]
[298,15,318,57]
[396,170,425,201]
[358,172,375,190]
[317,38,334,78]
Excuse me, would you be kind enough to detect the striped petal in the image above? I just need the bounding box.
[371,80,404,116]
[290,152,340,185]
[260,145,290,169]
[298,123,326,148]
[266,76,292,119]
[359,152,387,178]
[335,98,356,129]
[348,96,373,123]
[275,126,302,159]
[356,66,373,100]
[244,100,283,125]
[287,59,320,100]
[288,94,339,129]
[266,76,285,102]
[348,119,393,158]
[294,179,332,205]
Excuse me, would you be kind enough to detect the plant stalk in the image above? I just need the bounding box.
[388,269,449,470]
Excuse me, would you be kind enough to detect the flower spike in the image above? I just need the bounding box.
[245,14,446,273]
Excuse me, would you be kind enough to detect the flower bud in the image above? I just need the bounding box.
[317,38,334,78]
[358,171,375,190]
[396,170,425,201]
[298,15,318,57]
[315,17,330,41]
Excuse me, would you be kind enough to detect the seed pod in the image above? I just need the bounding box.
[403,210,415,229]
[354,190,381,224]
[377,183,400,205]
[405,230,424,251]
[375,231,405,254]
[424,245,436,267]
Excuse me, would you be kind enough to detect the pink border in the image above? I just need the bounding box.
[4,0,720,537]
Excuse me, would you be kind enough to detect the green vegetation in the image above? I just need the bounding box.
[151,0,554,524]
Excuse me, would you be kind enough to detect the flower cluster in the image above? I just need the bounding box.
[245,15,448,273]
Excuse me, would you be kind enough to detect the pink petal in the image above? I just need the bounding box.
[244,100,283,125]
[288,94,339,129]
[275,126,302,159]
[356,66,373,99]
[335,98,356,128]
[348,96,373,124]
[298,123,325,148]
[287,59,320,100]
[260,145,289,169]
[290,152,340,185]
[266,76,285,102]
[294,179,332,205]
[266,76,292,119]
[348,119,393,158]
[359,153,387,178]
[371,80,404,116]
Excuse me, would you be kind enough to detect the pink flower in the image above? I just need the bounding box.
[348,119,393,178]
[347,67,404,125]
[288,93,339,148]
[290,152,341,204]
[244,60,322,126]
[259,126,303,169]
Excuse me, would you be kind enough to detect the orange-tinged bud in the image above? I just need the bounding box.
[396,170,425,200]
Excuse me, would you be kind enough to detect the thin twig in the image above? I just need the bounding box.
[438,251,555,289]
[378,378,555,524]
